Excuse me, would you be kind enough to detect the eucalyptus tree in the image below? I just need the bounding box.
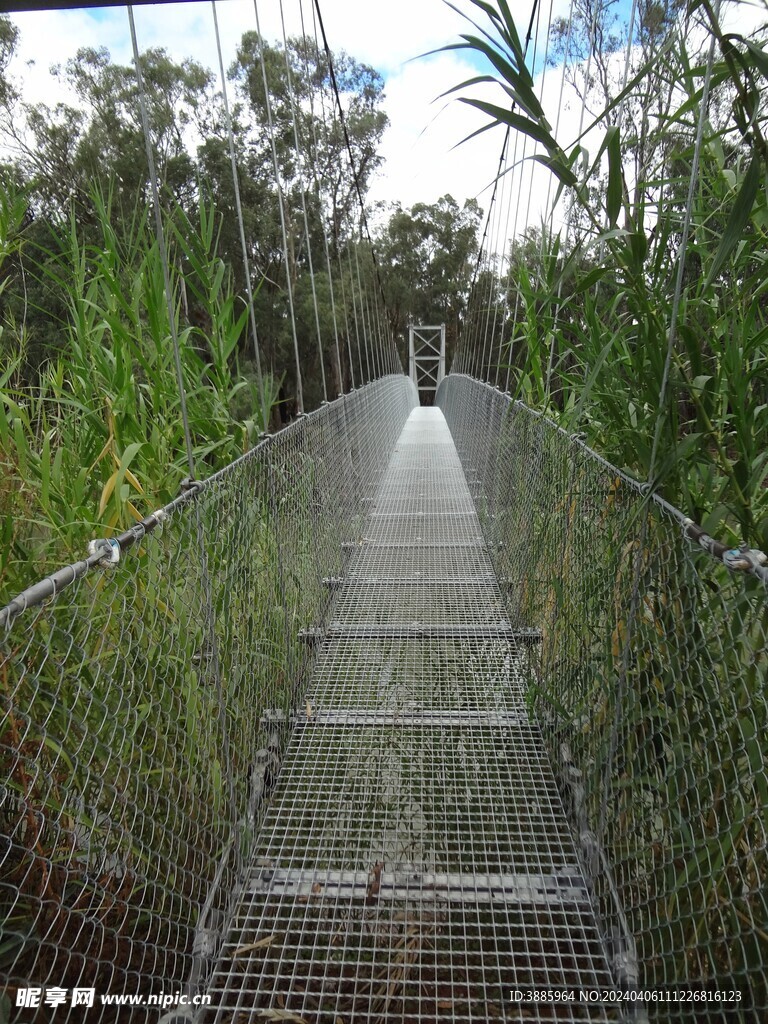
[231,32,387,248]
[548,0,691,238]
[225,31,389,409]
[376,195,482,363]
[0,40,215,227]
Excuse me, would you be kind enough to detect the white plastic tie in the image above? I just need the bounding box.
[88,538,121,568]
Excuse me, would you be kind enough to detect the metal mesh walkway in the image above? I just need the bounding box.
[205,407,618,1022]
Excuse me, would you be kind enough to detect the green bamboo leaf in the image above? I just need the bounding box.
[704,155,762,287]
[447,0,524,66]
[492,56,542,119]
[740,37,768,80]
[455,33,543,119]
[531,153,578,190]
[606,126,622,228]
[40,433,51,512]
[451,116,502,149]
[570,265,608,296]
[460,98,558,152]
[437,74,499,99]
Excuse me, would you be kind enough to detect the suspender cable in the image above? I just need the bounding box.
[252,0,305,415]
[542,0,576,244]
[309,0,357,388]
[501,0,553,388]
[368,246,387,376]
[463,0,540,383]
[487,120,517,385]
[506,0,574,392]
[211,0,268,430]
[347,243,370,382]
[586,0,639,317]
[478,133,508,380]
[462,128,508,377]
[647,0,721,486]
[128,5,239,860]
[599,0,724,850]
[545,0,600,399]
[495,124,522,385]
[312,0,395,350]
[127,5,195,479]
[278,0,328,403]
[336,246,358,388]
[512,0,575,396]
[354,237,379,379]
[298,0,344,394]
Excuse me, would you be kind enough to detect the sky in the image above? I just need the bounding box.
[5,0,768,246]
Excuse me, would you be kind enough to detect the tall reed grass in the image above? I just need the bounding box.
[0,186,278,606]
[449,0,768,549]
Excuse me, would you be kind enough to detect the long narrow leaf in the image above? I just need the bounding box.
[705,155,762,287]
[459,98,558,152]
[606,126,623,228]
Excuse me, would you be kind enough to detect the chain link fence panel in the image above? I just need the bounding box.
[439,374,767,1023]
[1,375,417,1021]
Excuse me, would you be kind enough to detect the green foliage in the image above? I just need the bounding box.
[0,184,277,605]
[376,194,482,363]
[447,0,768,551]
[0,19,390,415]
[443,1,768,1009]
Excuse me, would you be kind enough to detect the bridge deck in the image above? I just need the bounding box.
[205,408,617,1022]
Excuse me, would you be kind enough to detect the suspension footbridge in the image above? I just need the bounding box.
[1,0,767,1022]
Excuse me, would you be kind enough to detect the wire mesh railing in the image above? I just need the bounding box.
[0,374,417,1020]
[438,374,767,1023]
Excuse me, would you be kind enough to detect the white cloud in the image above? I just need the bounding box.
[368,51,502,212]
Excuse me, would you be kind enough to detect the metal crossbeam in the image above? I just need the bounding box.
[249,867,590,906]
[296,710,530,726]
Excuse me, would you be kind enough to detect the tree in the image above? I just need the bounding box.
[0,20,390,412]
[3,45,215,227]
[231,32,388,247]
[376,195,481,364]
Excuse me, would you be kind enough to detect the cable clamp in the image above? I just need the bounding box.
[179,477,203,496]
[724,546,768,573]
[88,538,120,568]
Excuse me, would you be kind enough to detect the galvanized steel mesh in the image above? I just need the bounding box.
[203,405,619,1023]
[0,375,416,1020]
[3,369,766,1022]
[439,374,768,1023]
